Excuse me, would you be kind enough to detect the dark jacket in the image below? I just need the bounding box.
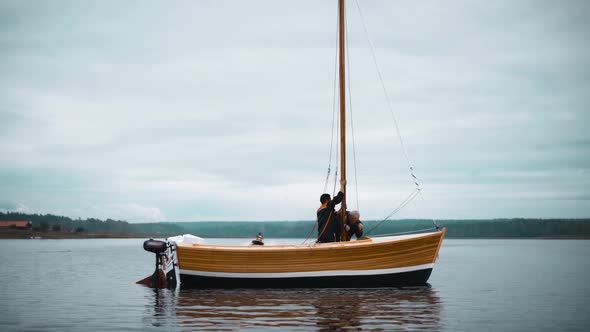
[347,219,363,239]
[343,210,364,240]
[317,191,344,243]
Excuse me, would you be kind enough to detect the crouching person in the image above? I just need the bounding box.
[342,210,364,241]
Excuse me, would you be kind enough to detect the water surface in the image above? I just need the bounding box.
[0,239,588,331]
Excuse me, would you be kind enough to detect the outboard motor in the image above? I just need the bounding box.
[143,239,167,254]
[139,238,178,289]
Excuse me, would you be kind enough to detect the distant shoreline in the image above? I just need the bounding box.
[1,229,589,240]
[2,212,590,240]
[0,229,177,240]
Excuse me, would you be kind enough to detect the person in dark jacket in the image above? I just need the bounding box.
[317,180,346,243]
[337,210,364,241]
[345,210,364,240]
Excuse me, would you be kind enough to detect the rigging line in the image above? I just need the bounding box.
[332,68,340,196]
[381,188,419,221]
[332,107,339,196]
[365,189,419,236]
[344,8,360,212]
[333,167,338,196]
[314,6,343,246]
[431,218,439,229]
[364,188,420,235]
[332,105,339,196]
[353,0,421,191]
[323,5,342,194]
[301,221,318,245]
[333,53,341,196]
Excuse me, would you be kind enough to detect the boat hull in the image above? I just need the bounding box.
[171,229,445,289]
[179,267,433,288]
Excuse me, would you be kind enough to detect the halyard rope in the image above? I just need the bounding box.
[323,2,341,194]
[353,0,421,193]
[345,14,361,212]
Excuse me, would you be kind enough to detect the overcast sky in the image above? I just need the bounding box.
[1,0,588,222]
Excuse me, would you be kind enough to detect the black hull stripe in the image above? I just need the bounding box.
[179,268,433,289]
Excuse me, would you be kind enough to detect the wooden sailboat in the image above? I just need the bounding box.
[140,0,445,289]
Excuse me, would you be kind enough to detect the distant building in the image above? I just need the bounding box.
[0,221,33,229]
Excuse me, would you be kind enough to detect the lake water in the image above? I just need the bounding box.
[0,238,588,331]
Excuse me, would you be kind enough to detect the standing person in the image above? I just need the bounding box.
[317,180,346,243]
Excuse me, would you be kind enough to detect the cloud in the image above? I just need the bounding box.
[0,0,589,221]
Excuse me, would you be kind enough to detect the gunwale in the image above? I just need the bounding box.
[175,229,444,253]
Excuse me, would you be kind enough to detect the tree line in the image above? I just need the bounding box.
[1,212,588,238]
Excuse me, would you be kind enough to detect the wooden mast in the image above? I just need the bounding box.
[338,0,347,226]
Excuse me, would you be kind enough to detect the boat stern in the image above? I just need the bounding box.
[137,238,179,289]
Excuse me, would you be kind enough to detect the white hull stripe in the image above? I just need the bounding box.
[179,263,435,279]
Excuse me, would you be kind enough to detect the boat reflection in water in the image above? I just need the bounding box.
[143,286,441,330]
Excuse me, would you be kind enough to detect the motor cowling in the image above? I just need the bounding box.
[143,239,167,254]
